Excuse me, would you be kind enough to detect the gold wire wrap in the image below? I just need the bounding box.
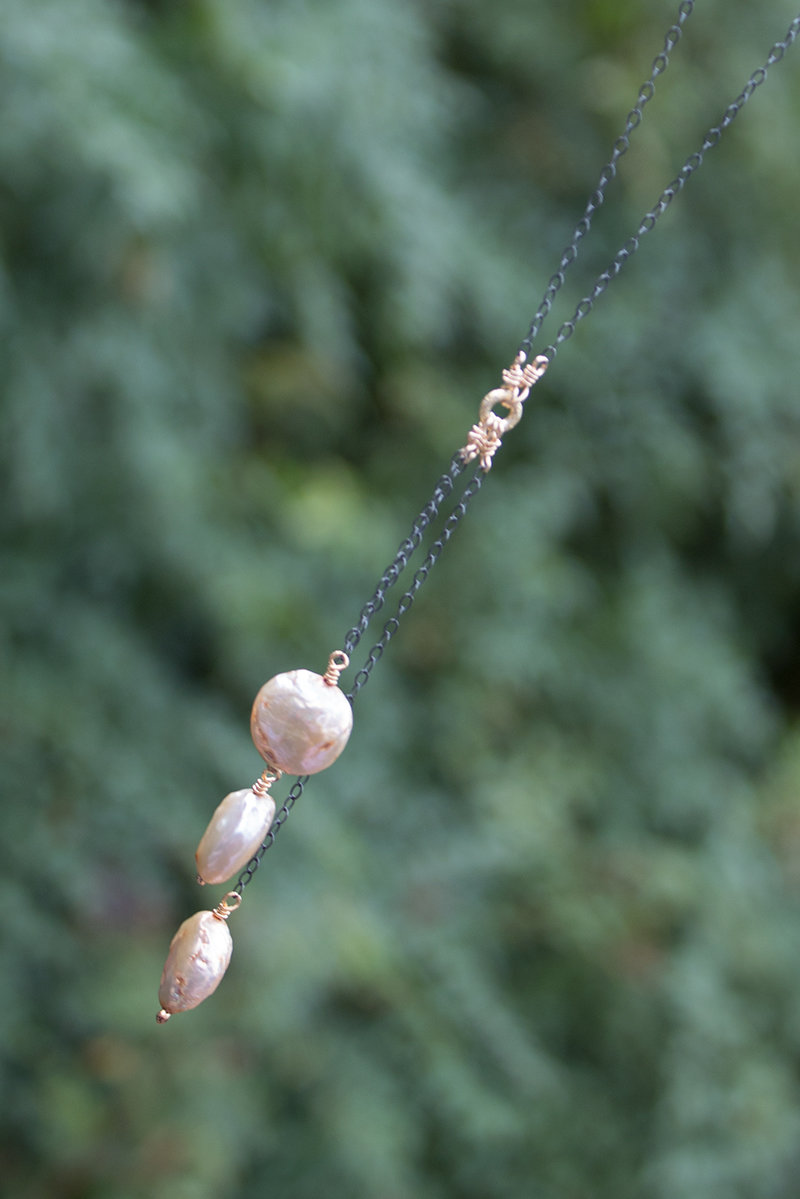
[252,767,282,797]
[212,891,242,922]
[323,650,350,687]
[459,352,549,471]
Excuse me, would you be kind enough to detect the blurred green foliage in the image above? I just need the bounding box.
[3,1,800,1196]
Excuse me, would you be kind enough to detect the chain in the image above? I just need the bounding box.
[520,0,696,356]
[342,454,466,658]
[234,5,800,893]
[533,11,800,362]
[234,773,308,890]
[346,466,485,700]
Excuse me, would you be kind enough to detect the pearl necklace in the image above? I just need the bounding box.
[156,3,800,1023]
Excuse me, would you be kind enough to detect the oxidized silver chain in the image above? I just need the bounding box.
[520,0,697,356]
[523,5,800,364]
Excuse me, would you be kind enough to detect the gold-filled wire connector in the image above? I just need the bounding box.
[459,352,549,471]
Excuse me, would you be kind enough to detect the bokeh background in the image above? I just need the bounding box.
[3,1,800,1196]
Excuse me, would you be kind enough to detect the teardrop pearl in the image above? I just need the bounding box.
[250,669,353,775]
[157,910,233,1020]
[195,787,276,886]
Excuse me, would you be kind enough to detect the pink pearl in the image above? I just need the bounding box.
[250,669,353,775]
[195,788,276,886]
[157,910,233,1017]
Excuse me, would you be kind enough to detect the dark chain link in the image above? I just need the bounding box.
[519,0,695,357]
[234,7,800,895]
[539,12,800,360]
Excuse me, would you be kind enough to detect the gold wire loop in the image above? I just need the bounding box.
[323,650,350,687]
[460,351,549,471]
[212,891,243,921]
[252,767,282,797]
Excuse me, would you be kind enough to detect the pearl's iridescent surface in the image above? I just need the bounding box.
[250,669,353,775]
[195,788,276,885]
[157,910,233,1016]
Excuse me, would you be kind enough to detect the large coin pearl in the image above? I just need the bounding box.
[195,788,277,886]
[250,669,353,775]
[157,910,233,1019]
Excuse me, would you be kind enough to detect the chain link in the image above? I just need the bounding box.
[519,0,696,357]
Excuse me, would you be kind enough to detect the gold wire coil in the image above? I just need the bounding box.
[212,891,243,921]
[323,650,350,687]
[252,767,282,797]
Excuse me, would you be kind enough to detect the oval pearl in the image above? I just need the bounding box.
[250,669,353,775]
[195,788,276,886]
[157,910,233,1016]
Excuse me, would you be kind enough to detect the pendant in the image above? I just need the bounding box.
[158,652,353,1023]
[156,892,241,1023]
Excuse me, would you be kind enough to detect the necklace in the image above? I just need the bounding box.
[155,3,800,1023]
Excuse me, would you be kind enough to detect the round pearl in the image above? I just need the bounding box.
[157,910,233,1016]
[250,669,353,775]
[195,788,276,886]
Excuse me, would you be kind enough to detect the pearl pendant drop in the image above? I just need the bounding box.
[195,786,277,886]
[250,658,352,775]
[157,654,352,1024]
[156,893,241,1023]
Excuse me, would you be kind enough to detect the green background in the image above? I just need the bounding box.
[3,2,800,1196]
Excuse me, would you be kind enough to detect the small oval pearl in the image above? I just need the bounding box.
[195,788,276,886]
[250,669,353,775]
[157,910,233,1017]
